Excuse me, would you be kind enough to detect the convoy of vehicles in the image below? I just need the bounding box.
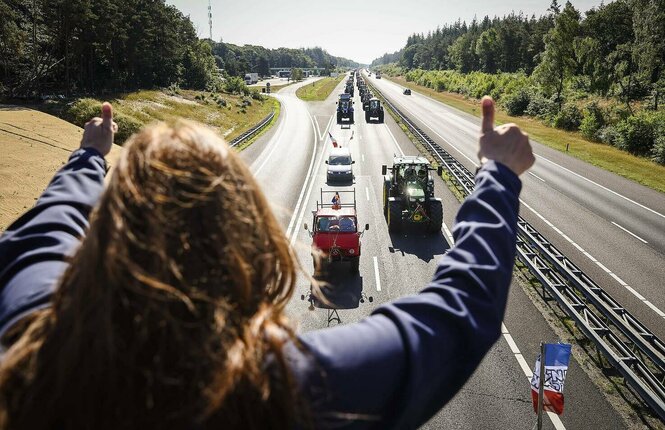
[310,69,443,281]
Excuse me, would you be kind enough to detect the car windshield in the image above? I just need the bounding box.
[329,155,351,165]
[317,216,356,232]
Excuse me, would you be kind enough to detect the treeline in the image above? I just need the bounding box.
[0,0,217,97]
[372,0,665,164]
[0,0,359,98]
[211,43,360,77]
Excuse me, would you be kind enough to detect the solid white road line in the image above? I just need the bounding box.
[521,199,665,319]
[383,123,405,156]
[284,108,319,241]
[537,154,665,220]
[362,154,365,163]
[365,187,370,201]
[253,104,289,177]
[529,171,546,182]
[373,256,381,292]
[611,221,648,244]
[442,221,454,246]
[289,111,333,245]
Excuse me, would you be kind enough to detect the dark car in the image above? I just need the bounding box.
[403,88,411,95]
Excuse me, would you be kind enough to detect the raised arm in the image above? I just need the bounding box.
[0,103,117,339]
[294,97,534,429]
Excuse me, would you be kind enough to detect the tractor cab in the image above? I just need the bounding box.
[337,94,355,124]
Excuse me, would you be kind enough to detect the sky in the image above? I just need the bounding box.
[166,0,606,65]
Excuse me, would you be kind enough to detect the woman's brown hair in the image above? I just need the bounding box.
[0,121,308,429]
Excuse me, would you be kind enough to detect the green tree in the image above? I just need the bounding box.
[475,28,500,73]
[534,1,581,110]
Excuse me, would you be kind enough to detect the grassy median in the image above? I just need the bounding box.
[388,76,665,193]
[296,75,344,101]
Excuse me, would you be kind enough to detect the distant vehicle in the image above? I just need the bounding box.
[304,189,369,274]
[244,73,259,84]
[403,88,411,95]
[337,93,354,124]
[375,71,382,79]
[365,98,384,123]
[382,156,443,233]
[326,147,355,184]
[278,70,291,78]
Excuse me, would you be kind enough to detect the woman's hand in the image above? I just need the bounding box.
[478,96,535,176]
[80,102,117,156]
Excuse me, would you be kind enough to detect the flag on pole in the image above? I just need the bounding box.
[530,343,572,415]
[328,131,338,148]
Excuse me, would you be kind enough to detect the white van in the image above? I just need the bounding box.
[326,147,354,183]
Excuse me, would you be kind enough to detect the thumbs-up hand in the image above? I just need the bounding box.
[478,96,534,176]
[80,102,117,157]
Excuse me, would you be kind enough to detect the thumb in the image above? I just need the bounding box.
[481,96,495,134]
[101,102,113,128]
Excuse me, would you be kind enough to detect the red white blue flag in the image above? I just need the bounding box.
[530,343,572,415]
[328,131,338,147]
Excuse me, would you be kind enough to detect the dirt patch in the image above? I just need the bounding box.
[0,105,123,231]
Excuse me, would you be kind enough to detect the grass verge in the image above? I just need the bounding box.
[296,75,344,101]
[388,76,665,193]
[61,89,274,145]
[235,97,280,151]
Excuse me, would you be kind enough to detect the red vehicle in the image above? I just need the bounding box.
[304,189,369,274]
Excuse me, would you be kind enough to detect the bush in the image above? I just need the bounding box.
[525,93,556,119]
[224,76,249,95]
[579,102,605,140]
[113,112,143,144]
[65,98,100,127]
[652,134,665,165]
[612,112,663,156]
[217,98,227,107]
[250,89,265,101]
[553,104,582,131]
[502,88,532,116]
[65,98,143,145]
[596,125,620,146]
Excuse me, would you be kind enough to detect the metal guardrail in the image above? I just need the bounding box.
[229,110,275,148]
[366,77,665,420]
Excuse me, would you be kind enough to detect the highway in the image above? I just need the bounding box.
[368,75,665,342]
[239,77,629,429]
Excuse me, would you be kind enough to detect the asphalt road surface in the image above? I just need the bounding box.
[238,77,631,429]
[368,74,665,344]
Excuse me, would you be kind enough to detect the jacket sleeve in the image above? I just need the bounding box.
[295,161,522,430]
[0,148,107,339]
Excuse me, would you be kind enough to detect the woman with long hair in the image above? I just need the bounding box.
[0,99,533,429]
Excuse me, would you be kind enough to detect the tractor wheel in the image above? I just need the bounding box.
[427,199,443,234]
[379,112,384,123]
[337,112,342,124]
[350,114,354,124]
[365,111,370,123]
[383,180,391,220]
[349,257,360,273]
[388,199,402,233]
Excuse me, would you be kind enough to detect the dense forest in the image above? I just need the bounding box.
[211,43,360,77]
[0,0,357,98]
[371,0,665,164]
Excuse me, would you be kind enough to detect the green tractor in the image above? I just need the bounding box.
[382,156,443,234]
